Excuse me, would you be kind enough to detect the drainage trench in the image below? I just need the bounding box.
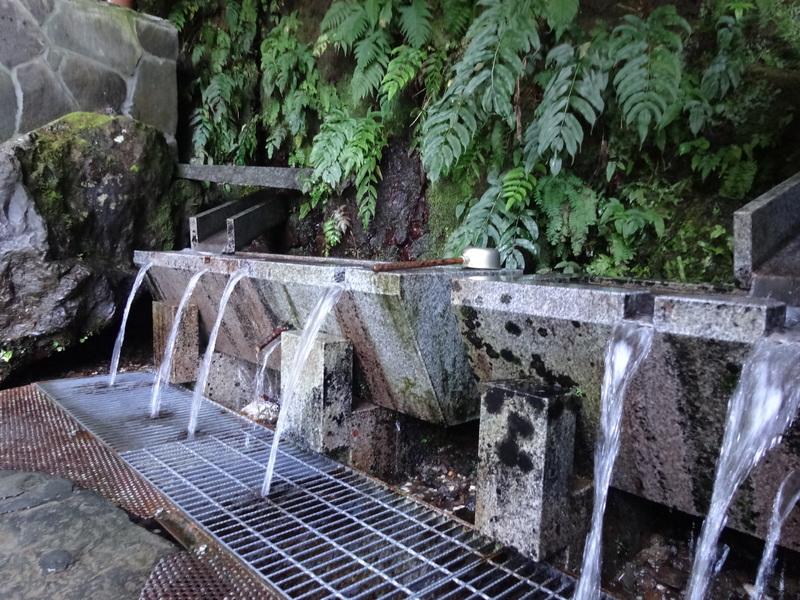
[29,372,591,599]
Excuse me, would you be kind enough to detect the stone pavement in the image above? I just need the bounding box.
[0,470,176,599]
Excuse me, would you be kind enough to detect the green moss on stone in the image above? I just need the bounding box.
[424,178,471,258]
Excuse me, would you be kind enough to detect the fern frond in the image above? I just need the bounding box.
[351,29,391,101]
[611,6,691,144]
[321,2,370,53]
[381,46,427,107]
[308,110,388,229]
[420,0,540,181]
[447,169,539,269]
[524,43,608,174]
[440,0,474,36]
[399,0,433,48]
[542,0,579,34]
[536,174,598,257]
[701,16,745,100]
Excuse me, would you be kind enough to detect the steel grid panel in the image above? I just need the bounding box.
[40,373,596,600]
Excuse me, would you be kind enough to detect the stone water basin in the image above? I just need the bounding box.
[451,273,800,550]
[134,249,499,425]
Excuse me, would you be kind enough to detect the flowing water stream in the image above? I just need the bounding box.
[261,285,344,497]
[752,470,800,599]
[574,321,654,600]
[187,268,249,439]
[686,338,800,600]
[149,269,209,418]
[108,261,152,386]
[254,337,282,408]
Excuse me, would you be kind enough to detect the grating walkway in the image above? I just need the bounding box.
[36,373,592,600]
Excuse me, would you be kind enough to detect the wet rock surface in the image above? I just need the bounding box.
[0,470,175,599]
[0,113,181,384]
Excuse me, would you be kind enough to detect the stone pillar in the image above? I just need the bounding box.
[475,381,579,561]
[280,331,353,455]
[152,301,198,384]
[348,403,403,480]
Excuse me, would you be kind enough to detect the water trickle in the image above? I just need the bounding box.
[753,471,800,599]
[149,269,208,418]
[187,268,249,439]
[109,261,153,386]
[686,339,800,600]
[261,285,344,497]
[574,321,654,600]
[254,337,282,408]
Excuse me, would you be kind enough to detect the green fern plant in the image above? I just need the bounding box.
[307,110,388,228]
[523,43,609,174]
[260,14,339,164]
[447,169,540,269]
[322,206,352,254]
[611,6,691,144]
[701,15,746,100]
[380,45,427,107]
[420,0,541,182]
[535,173,599,258]
[319,0,433,103]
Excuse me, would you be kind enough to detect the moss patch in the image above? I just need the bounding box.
[423,178,472,258]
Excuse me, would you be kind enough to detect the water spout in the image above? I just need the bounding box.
[109,261,153,386]
[187,268,249,439]
[686,339,800,600]
[261,285,344,497]
[752,471,800,599]
[574,321,654,600]
[149,269,208,418]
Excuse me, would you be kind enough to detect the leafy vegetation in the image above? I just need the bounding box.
[152,0,799,282]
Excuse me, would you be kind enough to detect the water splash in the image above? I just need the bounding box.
[753,471,800,599]
[574,321,654,600]
[261,285,343,497]
[686,339,800,600]
[109,261,153,386]
[187,268,249,439]
[149,269,208,418]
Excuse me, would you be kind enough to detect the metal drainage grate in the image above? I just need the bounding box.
[38,372,245,452]
[41,374,594,599]
[0,383,164,518]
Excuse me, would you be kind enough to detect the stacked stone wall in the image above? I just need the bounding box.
[0,0,177,141]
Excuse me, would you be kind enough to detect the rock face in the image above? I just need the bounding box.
[0,0,178,142]
[0,113,177,383]
[0,470,175,599]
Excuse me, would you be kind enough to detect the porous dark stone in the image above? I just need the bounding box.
[0,113,180,383]
[58,53,127,112]
[0,68,16,139]
[131,56,177,135]
[16,59,76,133]
[0,0,46,69]
[135,18,178,60]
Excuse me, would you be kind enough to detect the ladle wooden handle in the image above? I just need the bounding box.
[372,257,464,272]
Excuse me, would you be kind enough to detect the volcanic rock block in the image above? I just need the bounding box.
[152,301,199,384]
[0,113,178,384]
[475,381,578,561]
[280,331,353,455]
